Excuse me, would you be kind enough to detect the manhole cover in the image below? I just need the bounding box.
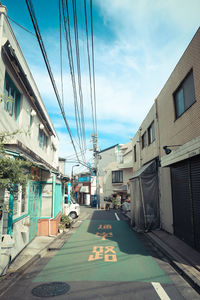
[31,282,70,297]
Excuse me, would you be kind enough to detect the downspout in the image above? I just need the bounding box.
[48,173,56,236]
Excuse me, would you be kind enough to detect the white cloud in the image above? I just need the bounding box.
[11,0,200,164]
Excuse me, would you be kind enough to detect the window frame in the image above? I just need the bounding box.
[148,121,155,145]
[3,72,21,120]
[13,184,28,220]
[134,144,137,162]
[173,69,196,119]
[112,170,123,184]
[38,128,48,149]
[142,131,147,149]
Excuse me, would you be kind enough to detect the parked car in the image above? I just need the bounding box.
[64,195,80,219]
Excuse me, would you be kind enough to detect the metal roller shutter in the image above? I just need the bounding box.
[190,156,200,250]
[171,160,195,248]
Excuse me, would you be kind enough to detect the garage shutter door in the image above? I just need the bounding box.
[171,160,194,248]
[190,156,200,251]
[171,155,200,251]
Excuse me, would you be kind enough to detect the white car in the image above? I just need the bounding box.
[64,196,80,219]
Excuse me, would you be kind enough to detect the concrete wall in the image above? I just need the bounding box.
[156,28,200,233]
[157,28,200,159]
[138,103,160,166]
[0,11,59,169]
[131,104,159,173]
[158,167,173,234]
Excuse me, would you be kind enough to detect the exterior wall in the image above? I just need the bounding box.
[0,11,59,168]
[98,145,118,204]
[158,167,173,234]
[102,143,134,202]
[157,28,200,159]
[138,103,159,166]
[156,28,200,234]
[11,215,30,259]
[98,145,118,176]
[131,131,141,172]
[0,6,62,271]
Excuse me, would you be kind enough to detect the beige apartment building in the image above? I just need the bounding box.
[157,27,200,251]
[130,27,200,251]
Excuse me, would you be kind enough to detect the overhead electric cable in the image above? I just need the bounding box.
[61,0,83,156]
[84,0,95,134]
[72,0,87,157]
[7,15,36,36]
[90,0,98,137]
[58,0,64,108]
[25,0,80,162]
[62,0,87,163]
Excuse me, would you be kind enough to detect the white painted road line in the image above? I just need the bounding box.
[152,282,171,300]
[115,213,120,221]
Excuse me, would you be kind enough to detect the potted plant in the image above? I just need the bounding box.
[59,214,72,233]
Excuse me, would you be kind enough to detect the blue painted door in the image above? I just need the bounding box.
[29,182,41,242]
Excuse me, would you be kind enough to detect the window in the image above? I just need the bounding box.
[3,73,21,120]
[13,184,28,218]
[148,121,155,145]
[142,132,147,149]
[30,115,33,127]
[112,170,123,183]
[38,128,48,149]
[174,70,195,119]
[134,145,137,162]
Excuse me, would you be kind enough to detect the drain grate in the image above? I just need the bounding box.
[31,282,70,297]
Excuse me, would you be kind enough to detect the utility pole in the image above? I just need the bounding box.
[71,164,79,195]
[91,133,99,209]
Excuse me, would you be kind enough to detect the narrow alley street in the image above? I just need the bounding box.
[0,206,199,300]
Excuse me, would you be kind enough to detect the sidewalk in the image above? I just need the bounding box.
[122,210,200,292]
[145,230,200,292]
[0,229,73,296]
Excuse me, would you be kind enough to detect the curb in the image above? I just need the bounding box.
[145,232,200,294]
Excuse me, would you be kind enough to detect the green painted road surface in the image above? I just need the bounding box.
[33,220,171,284]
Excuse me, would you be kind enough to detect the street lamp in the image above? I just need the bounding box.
[163,145,182,155]
[71,164,79,181]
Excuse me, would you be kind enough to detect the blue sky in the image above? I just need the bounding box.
[2,0,200,175]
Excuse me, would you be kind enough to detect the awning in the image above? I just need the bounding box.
[74,185,82,192]
[113,185,127,193]
[80,186,89,193]
[130,161,155,180]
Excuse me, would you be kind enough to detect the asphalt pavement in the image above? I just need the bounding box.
[0,206,200,299]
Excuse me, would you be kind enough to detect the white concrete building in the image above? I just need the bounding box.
[0,4,64,275]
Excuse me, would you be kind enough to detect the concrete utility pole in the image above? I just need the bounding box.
[91,133,100,209]
[71,164,79,190]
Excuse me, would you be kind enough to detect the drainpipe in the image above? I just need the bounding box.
[48,173,56,237]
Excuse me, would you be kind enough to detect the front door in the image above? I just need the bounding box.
[29,182,41,242]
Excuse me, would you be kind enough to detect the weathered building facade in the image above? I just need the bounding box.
[0,5,66,274]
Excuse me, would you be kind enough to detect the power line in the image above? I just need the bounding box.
[58,0,64,108]
[84,0,95,135]
[90,0,98,137]
[7,15,36,36]
[61,0,83,158]
[72,0,87,157]
[25,0,80,162]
